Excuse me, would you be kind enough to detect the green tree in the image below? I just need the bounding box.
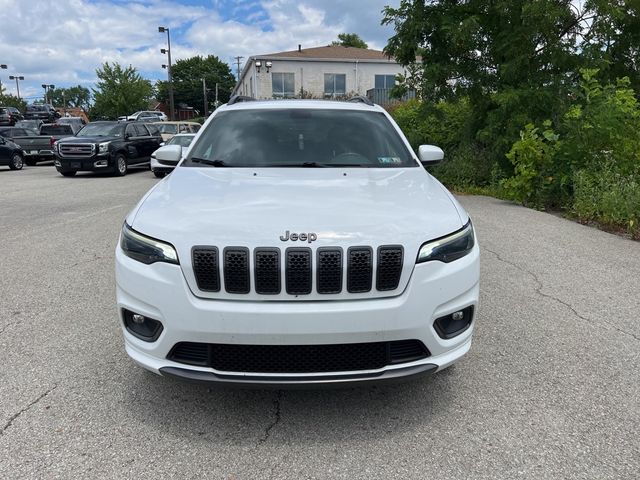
[156,55,236,113]
[49,85,91,110]
[0,83,27,111]
[382,1,640,171]
[332,33,368,49]
[90,62,153,120]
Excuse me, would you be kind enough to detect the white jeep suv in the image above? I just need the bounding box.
[115,97,480,387]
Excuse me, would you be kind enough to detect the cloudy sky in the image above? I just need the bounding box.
[0,0,400,102]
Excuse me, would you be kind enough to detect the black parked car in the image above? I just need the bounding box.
[24,104,60,122]
[54,121,162,177]
[0,135,24,170]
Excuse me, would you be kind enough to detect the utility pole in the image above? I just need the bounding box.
[202,78,208,117]
[0,64,6,95]
[159,26,175,121]
[234,56,243,80]
[215,83,219,107]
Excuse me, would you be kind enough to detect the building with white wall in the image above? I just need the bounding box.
[233,45,406,102]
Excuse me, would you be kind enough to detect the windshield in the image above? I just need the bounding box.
[41,125,74,135]
[77,123,122,137]
[185,109,415,168]
[157,124,178,134]
[168,135,194,147]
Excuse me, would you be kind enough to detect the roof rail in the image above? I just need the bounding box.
[347,95,374,106]
[228,95,256,106]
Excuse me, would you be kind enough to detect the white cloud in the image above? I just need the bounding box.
[0,0,398,102]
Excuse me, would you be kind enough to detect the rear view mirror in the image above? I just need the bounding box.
[418,145,444,166]
[155,144,182,165]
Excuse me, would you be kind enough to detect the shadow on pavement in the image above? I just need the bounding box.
[121,365,458,447]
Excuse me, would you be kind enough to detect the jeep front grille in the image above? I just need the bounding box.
[191,245,404,296]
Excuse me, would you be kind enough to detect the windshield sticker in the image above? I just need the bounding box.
[378,157,403,165]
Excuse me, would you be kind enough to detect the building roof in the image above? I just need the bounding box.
[260,45,394,61]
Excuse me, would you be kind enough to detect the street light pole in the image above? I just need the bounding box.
[0,65,6,94]
[159,26,175,121]
[202,78,208,117]
[9,75,24,100]
[41,84,54,105]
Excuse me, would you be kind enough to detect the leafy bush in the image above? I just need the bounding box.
[501,70,640,234]
[390,98,493,187]
[573,167,640,237]
[501,122,564,208]
[559,69,640,176]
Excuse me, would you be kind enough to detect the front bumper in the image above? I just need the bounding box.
[55,152,112,171]
[150,156,176,173]
[115,243,480,386]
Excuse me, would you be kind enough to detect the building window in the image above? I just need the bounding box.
[324,73,346,97]
[375,74,396,89]
[272,72,295,98]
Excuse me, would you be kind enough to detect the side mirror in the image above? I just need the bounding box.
[155,144,182,165]
[418,145,444,166]
[0,136,6,144]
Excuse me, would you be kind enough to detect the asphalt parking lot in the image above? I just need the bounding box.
[1,165,638,479]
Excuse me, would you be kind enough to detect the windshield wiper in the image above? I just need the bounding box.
[268,162,367,168]
[191,157,228,167]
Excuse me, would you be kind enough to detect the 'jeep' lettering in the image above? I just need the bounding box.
[280,230,318,243]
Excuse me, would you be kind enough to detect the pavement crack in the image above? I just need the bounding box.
[258,390,283,445]
[1,385,58,436]
[483,247,640,342]
[65,255,107,271]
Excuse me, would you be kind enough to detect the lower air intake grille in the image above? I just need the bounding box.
[167,340,430,373]
[224,247,250,294]
[192,248,220,292]
[168,342,209,366]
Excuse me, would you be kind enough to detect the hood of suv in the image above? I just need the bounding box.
[58,135,118,143]
[129,166,467,300]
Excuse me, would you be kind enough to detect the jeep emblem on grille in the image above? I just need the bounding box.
[280,230,317,243]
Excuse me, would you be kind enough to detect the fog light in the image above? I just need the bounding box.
[122,309,163,342]
[94,159,108,167]
[433,306,474,339]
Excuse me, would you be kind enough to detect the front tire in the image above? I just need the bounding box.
[153,170,165,178]
[114,154,128,176]
[8,153,23,170]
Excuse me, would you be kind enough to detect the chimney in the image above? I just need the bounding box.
[298,44,302,52]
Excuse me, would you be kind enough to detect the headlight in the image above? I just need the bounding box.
[120,223,179,265]
[98,142,110,154]
[417,220,475,263]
